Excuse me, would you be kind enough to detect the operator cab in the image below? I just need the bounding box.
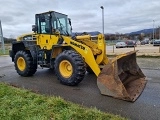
[32,11,72,36]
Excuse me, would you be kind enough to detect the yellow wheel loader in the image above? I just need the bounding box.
[9,11,147,102]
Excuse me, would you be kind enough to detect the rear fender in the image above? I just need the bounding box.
[10,42,25,61]
[10,41,37,63]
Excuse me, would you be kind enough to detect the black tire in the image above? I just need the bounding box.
[14,51,37,77]
[54,50,86,86]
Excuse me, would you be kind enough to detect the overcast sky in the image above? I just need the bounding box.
[0,0,160,38]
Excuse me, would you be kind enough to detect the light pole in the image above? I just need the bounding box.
[0,20,5,54]
[100,6,104,35]
[153,20,155,45]
[159,26,160,40]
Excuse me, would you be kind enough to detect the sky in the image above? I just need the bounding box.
[0,0,160,38]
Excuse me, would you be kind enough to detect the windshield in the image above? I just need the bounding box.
[52,12,71,35]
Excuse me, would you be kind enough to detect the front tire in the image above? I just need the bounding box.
[14,51,37,77]
[54,50,86,86]
[86,66,94,74]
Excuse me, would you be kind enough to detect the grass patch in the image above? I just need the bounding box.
[0,82,126,120]
[0,44,10,55]
[0,49,9,55]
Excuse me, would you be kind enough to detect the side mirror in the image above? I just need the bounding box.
[68,18,72,32]
[32,25,37,32]
[68,18,72,26]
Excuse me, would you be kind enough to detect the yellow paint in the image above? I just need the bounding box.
[75,34,109,65]
[16,33,36,41]
[59,60,73,78]
[95,34,109,64]
[17,57,26,71]
[76,35,91,40]
[37,34,59,50]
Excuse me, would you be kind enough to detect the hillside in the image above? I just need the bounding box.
[127,28,153,35]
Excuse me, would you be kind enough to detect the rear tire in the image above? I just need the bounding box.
[54,50,86,86]
[14,51,37,77]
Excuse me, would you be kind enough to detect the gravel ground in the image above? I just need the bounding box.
[107,44,160,56]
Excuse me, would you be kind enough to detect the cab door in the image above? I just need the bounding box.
[36,13,58,50]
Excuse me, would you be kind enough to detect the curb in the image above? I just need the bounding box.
[0,55,9,57]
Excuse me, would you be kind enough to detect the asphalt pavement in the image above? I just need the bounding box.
[0,56,160,120]
[0,56,13,67]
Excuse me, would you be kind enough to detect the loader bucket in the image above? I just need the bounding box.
[97,51,147,102]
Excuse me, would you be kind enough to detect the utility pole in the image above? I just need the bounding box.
[0,20,5,54]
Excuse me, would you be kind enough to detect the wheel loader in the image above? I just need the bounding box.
[9,11,147,102]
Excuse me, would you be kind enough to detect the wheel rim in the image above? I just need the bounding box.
[59,60,73,78]
[17,57,26,71]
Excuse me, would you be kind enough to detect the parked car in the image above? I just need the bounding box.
[115,42,127,48]
[141,40,149,45]
[150,40,154,44]
[153,40,160,46]
[125,40,136,47]
[136,40,141,45]
[141,40,145,45]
